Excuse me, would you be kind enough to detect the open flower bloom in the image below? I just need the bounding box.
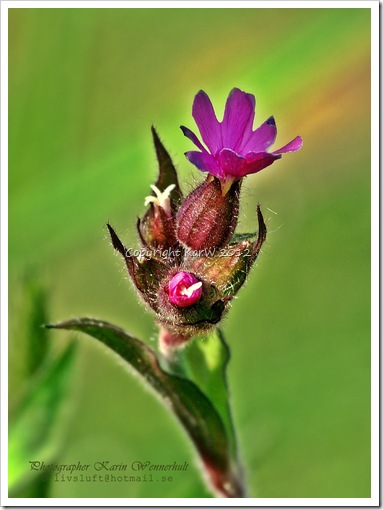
[181,88,303,193]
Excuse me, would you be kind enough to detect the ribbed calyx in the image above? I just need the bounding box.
[176,177,240,250]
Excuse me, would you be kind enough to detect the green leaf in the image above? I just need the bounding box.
[24,275,50,376]
[48,318,244,497]
[8,344,77,495]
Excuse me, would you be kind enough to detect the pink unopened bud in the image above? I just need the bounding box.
[168,272,203,308]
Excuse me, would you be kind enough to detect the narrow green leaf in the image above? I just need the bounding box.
[20,272,51,377]
[48,318,243,497]
[8,344,77,494]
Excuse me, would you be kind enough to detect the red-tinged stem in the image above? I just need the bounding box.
[202,458,246,498]
[159,326,192,357]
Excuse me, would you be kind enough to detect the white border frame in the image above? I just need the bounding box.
[1,1,379,507]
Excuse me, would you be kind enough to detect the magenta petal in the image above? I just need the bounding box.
[241,116,277,153]
[273,136,303,154]
[240,152,281,176]
[221,88,255,151]
[192,90,222,154]
[217,148,246,178]
[185,151,222,178]
[180,125,206,152]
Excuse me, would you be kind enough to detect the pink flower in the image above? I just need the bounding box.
[167,272,203,308]
[181,88,303,193]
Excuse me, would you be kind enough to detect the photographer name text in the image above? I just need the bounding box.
[29,460,189,483]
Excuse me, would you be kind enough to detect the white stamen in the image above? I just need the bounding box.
[137,253,145,263]
[181,281,202,297]
[144,183,176,213]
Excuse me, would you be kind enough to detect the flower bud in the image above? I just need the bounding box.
[156,268,229,338]
[176,177,240,250]
[107,224,229,339]
[138,189,178,250]
[167,272,203,308]
[137,128,183,253]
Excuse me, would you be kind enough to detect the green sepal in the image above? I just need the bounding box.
[184,205,267,297]
[151,126,183,207]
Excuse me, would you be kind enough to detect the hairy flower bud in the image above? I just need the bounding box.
[156,268,228,338]
[176,177,240,250]
[137,128,183,253]
[138,184,178,250]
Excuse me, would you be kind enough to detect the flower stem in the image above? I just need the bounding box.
[202,457,246,498]
[159,326,192,357]
[158,326,246,498]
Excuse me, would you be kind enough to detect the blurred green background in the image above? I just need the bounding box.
[8,7,371,498]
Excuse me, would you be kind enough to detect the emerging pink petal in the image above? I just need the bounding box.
[221,88,255,152]
[168,272,203,308]
[192,90,222,154]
